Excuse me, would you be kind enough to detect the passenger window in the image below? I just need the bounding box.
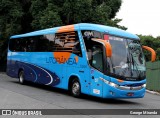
[9,31,82,55]
[49,31,82,56]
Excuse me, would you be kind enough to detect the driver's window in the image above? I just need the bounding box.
[91,45,103,72]
[81,30,104,72]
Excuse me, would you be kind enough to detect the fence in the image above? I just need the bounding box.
[146,61,160,91]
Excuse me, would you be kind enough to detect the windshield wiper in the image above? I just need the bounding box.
[130,53,142,79]
[126,54,133,77]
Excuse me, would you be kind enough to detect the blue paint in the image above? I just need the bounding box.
[7,60,60,86]
[10,23,139,40]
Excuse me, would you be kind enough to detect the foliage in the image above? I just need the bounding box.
[0,0,23,63]
[0,0,126,68]
[139,35,160,61]
[30,0,125,30]
[0,0,23,37]
[30,0,62,29]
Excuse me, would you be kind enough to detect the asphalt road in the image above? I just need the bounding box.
[0,73,160,118]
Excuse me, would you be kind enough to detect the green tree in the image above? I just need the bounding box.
[0,0,23,64]
[0,0,23,38]
[139,35,160,61]
[30,0,126,30]
[30,0,62,29]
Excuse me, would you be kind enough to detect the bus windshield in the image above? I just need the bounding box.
[106,36,146,81]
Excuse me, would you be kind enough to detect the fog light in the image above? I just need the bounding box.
[110,91,115,96]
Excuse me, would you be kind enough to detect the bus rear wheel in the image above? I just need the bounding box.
[19,70,25,84]
[71,79,81,97]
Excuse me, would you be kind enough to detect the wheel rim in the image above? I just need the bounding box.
[72,82,80,95]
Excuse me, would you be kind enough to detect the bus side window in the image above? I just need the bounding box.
[91,45,103,72]
[72,41,82,56]
[52,32,82,57]
[81,30,104,72]
[9,38,24,52]
[26,39,36,52]
[36,36,50,52]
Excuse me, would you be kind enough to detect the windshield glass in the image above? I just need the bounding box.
[106,35,146,81]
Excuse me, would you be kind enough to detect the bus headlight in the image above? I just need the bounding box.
[142,84,146,88]
[109,82,119,88]
[100,78,119,88]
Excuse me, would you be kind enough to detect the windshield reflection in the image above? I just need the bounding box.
[106,36,146,81]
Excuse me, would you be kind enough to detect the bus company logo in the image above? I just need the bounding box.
[84,31,93,37]
[46,52,78,65]
[46,57,78,65]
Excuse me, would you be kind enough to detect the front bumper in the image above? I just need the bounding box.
[103,84,146,98]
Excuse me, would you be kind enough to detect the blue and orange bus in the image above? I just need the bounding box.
[7,23,156,98]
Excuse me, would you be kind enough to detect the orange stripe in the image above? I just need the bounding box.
[53,52,71,64]
[57,25,74,33]
[75,56,78,63]
[117,79,124,83]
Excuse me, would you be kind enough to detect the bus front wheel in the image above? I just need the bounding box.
[19,70,25,84]
[71,79,81,97]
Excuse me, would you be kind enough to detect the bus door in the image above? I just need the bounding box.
[88,44,104,97]
[81,30,104,97]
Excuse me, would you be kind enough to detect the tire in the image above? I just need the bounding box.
[71,79,81,97]
[19,70,25,84]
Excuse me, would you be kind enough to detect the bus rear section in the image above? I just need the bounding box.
[6,30,84,90]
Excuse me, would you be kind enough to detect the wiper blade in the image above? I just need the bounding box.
[130,53,142,79]
[127,53,133,76]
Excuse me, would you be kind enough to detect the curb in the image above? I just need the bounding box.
[146,90,160,95]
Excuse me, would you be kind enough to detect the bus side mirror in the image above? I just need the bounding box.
[142,46,156,62]
[105,42,112,57]
[91,38,112,57]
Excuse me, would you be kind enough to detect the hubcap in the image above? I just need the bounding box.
[19,73,23,83]
[72,82,80,95]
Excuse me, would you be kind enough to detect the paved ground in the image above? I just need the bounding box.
[0,73,160,118]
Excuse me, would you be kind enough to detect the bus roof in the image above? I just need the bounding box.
[10,23,140,40]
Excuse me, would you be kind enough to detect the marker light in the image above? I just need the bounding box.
[104,35,109,40]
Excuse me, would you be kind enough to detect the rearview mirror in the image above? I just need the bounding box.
[91,38,112,57]
[142,46,156,62]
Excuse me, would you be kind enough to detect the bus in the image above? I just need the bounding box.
[7,23,156,98]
